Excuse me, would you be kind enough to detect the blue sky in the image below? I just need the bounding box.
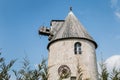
[0,0,120,71]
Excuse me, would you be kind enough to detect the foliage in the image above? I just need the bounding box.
[99,61,120,80]
[13,57,48,80]
[77,65,90,80]
[110,68,120,80]
[38,58,48,80]
[0,49,120,80]
[77,65,83,80]
[0,52,16,80]
[99,62,109,80]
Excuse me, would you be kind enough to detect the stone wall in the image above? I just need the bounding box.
[48,39,98,80]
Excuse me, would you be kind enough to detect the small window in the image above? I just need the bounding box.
[71,76,76,80]
[74,42,81,54]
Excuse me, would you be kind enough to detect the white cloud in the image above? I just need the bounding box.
[111,0,120,19]
[111,0,118,8]
[105,55,120,72]
[115,11,120,19]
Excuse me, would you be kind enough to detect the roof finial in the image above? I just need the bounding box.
[70,6,72,11]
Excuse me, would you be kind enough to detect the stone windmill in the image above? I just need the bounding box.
[39,9,98,80]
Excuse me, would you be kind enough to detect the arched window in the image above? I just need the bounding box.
[74,42,81,54]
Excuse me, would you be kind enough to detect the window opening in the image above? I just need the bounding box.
[71,76,76,80]
[74,42,81,54]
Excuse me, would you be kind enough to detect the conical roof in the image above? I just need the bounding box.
[48,11,97,48]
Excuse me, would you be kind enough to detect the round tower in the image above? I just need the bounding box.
[39,11,98,80]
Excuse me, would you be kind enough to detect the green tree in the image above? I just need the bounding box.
[99,61,120,80]
[13,57,48,80]
[0,52,15,80]
[39,58,48,80]
[99,62,109,80]
[77,65,83,80]
[110,68,120,80]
